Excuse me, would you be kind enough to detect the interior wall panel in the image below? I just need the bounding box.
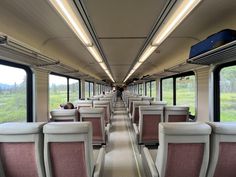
[34,68,49,122]
[196,67,210,121]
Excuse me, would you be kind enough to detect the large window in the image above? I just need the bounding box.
[145,82,151,97]
[49,75,67,110]
[151,81,157,100]
[85,81,94,99]
[49,74,80,110]
[161,72,196,115]
[176,75,195,115]
[162,78,173,105]
[145,80,157,99]
[0,61,32,123]
[138,83,143,95]
[95,83,101,95]
[214,62,236,122]
[69,78,79,103]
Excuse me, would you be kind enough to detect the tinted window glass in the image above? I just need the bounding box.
[0,65,27,122]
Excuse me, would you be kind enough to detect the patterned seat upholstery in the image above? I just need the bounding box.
[0,122,46,177]
[133,105,164,145]
[141,122,211,177]
[207,122,236,177]
[80,107,109,145]
[164,106,189,122]
[43,122,105,177]
[50,109,79,122]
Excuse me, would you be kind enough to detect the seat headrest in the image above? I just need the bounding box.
[93,101,110,105]
[79,107,104,114]
[0,122,46,134]
[207,122,236,134]
[160,122,211,135]
[165,106,189,111]
[129,97,142,101]
[133,101,150,106]
[151,101,167,105]
[76,100,93,104]
[43,122,92,134]
[140,105,164,111]
[50,109,78,117]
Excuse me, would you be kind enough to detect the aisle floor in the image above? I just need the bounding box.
[103,99,145,177]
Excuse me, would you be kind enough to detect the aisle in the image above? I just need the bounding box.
[103,99,144,177]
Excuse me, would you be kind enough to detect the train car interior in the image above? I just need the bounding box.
[0,0,236,177]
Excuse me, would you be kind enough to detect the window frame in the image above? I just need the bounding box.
[213,60,236,122]
[145,80,156,97]
[49,72,81,103]
[160,71,195,115]
[85,80,94,98]
[0,59,33,122]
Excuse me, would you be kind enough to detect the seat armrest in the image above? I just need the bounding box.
[141,147,159,177]
[93,146,105,177]
[133,123,139,143]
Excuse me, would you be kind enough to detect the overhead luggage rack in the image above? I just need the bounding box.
[187,40,236,65]
[0,33,98,81]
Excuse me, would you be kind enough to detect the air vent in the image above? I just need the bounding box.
[187,40,236,65]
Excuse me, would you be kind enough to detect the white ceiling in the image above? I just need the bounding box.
[0,0,235,84]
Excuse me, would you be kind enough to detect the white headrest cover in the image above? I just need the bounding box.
[160,122,211,135]
[79,107,104,114]
[50,109,78,117]
[93,101,110,105]
[151,101,167,105]
[140,105,164,111]
[0,122,45,134]
[133,101,150,107]
[165,106,189,111]
[43,122,92,134]
[208,122,236,134]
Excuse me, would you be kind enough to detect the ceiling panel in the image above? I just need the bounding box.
[84,0,166,37]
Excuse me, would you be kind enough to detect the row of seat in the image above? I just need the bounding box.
[133,105,190,145]
[0,122,105,177]
[51,107,109,146]
[141,122,236,177]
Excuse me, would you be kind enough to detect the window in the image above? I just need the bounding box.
[161,72,195,115]
[161,78,173,105]
[49,74,80,110]
[176,75,195,115]
[138,83,143,95]
[85,81,94,98]
[69,78,79,103]
[95,84,100,95]
[49,75,67,110]
[214,62,236,122]
[151,81,157,100]
[145,82,151,97]
[0,61,32,123]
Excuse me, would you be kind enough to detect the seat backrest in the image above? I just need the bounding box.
[50,109,79,122]
[0,122,46,177]
[156,122,211,177]
[43,122,94,177]
[93,101,110,125]
[76,100,93,108]
[132,101,150,124]
[79,107,106,145]
[99,97,113,112]
[151,101,167,108]
[141,96,154,102]
[207,122,236,177]
[139,106,164,144]
[128,97,142,116]
[164,106,189,122]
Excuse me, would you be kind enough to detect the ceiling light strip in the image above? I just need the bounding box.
[123,0,201,83]
[49,0,115,82]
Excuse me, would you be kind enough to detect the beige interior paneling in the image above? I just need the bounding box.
[33,68,49,122]
[196,67,210,122]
